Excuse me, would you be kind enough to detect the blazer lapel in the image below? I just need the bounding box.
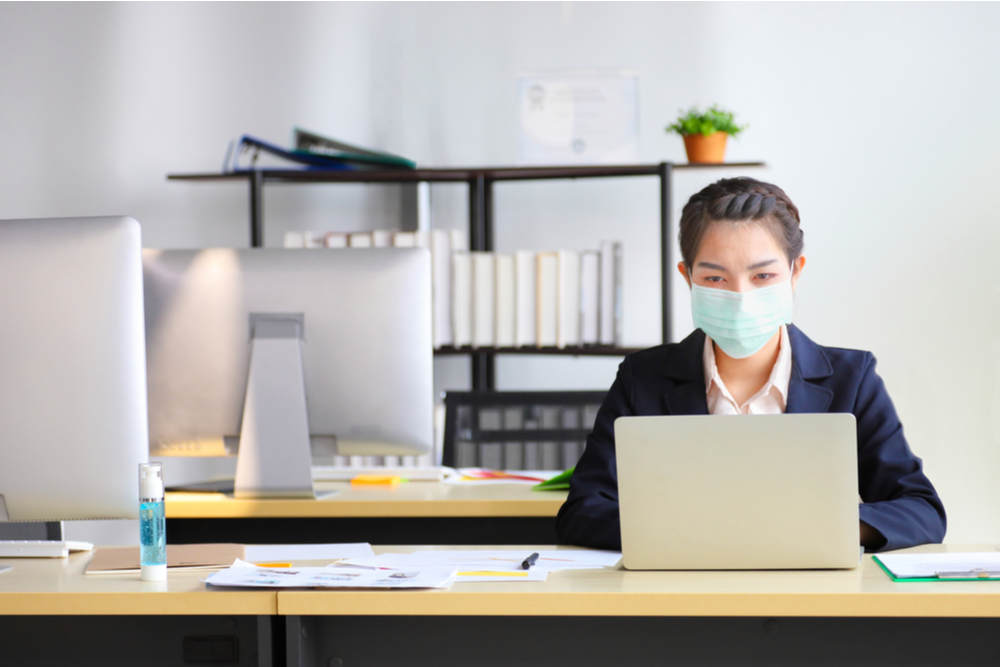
[662,329,709,416]
[785,325,835,414]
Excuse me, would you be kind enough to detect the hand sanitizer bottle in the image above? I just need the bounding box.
[139,462,167,581]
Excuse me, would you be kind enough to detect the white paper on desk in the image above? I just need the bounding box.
[443,469,561,485]
[337,553,402,570]
[205,560,456,589]
[454,569,549,583]
[337,553,550,582]
[243,543,374,563]
[875,552,1000,579]
[397,549,622,572]
[310,566,458,589]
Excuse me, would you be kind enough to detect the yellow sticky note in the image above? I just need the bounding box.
[351,474,402,487]
[458,571,529,577]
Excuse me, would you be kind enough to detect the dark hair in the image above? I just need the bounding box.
[678,177,804,269]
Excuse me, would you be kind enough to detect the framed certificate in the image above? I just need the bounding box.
[518,70,639,165]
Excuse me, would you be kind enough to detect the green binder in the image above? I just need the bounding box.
[533,467,574,491]
[873,554,1000,582]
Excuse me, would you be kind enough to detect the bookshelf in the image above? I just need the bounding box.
[168,162,764,389]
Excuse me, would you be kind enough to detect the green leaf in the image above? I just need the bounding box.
[664,105,748,138]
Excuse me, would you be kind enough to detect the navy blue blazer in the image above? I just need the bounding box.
[557,325,946,553]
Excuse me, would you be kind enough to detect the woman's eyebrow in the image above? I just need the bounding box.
[697,261,727,271]
[747,259,778,270]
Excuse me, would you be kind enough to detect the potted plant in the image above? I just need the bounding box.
[666,105,747,164]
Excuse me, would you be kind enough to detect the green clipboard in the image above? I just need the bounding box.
[533,467,574,491]
[872,555,1000,582]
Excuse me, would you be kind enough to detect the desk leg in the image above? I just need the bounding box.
[286,615,317,667]
[286,615,1000,667]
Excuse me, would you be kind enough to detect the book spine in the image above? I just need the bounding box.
[451,252,472,347]
[612,242,623,347]
[580,251,600,345]
[431,230,454,348]
[536,252,558,347]
[371,230,393,247]
[599,241,617,345]
[392,232,417,248]
[348,232,373,248]
[495,254,516,348]
[515,250,536,347]
[471,252,495,348]
[324,232,349,248]
[556,250,580,348]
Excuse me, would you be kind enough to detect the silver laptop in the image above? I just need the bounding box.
[615,414,860,570]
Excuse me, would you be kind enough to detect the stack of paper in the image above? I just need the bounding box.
[205,560,457,589]
[243,543,374,562]
[340,549,622,583]
[874,552,1000,581]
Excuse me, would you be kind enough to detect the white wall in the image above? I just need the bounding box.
[2,2,998,544]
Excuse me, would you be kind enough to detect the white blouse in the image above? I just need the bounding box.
[703,325,792,415]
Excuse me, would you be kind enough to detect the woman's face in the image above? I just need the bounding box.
[679,220,805,293]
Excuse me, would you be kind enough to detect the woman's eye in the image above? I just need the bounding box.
[704,276,723,283]
[755,273,775,281]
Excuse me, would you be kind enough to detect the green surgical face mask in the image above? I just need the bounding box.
[690,277,793,359]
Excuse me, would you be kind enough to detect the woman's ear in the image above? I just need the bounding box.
[790,256,806,291]
[677,262,691,288]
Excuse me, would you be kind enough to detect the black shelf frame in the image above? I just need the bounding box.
[169,162,764,390]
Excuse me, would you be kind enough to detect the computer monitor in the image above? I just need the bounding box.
[0,216,148,523]
[142,248,433,499]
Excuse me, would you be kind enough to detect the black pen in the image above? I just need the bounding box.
[521,552,540,570]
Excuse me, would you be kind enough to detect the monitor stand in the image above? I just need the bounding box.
[234,314,334,499]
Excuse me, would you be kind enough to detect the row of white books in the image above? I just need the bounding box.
[283,229,623,349]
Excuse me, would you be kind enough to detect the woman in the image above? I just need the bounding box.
[556,177,945,553]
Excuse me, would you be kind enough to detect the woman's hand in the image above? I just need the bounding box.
[860,520,887,551]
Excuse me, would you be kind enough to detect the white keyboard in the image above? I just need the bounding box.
[0,540,94,558]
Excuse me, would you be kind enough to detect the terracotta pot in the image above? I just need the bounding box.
[683,132,728,164]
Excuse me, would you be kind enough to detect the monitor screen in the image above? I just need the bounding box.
[0,216,148,522]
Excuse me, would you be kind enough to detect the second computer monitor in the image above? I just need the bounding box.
[143,248,433,496]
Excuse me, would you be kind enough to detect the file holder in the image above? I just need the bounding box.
[234,314,332,499]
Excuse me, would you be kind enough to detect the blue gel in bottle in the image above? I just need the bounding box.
[139,463,167,581]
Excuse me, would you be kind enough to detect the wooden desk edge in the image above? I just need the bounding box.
[275,591,1000,618]
[0,591,277,616]
[165,499,564,519]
